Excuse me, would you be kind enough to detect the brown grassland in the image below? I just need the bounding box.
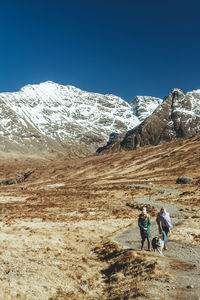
[0,134,199,299]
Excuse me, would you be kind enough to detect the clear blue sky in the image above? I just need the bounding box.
[0,0,200,101]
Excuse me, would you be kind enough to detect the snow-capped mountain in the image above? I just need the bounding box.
[98,88,200,153]
[130,96,163,122]
[0,81,146,156]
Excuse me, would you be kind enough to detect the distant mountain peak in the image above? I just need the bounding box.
[0,81,142,156]
[170,88,184,95]
[98,88,200,153]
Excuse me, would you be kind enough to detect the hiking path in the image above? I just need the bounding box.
[114,184,200,299]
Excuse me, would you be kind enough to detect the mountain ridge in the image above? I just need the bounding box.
[0,81,142,156]
[1,81,199,157]
[98,88,200,153]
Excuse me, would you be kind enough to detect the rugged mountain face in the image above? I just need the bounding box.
[130,96,163,122]
[2,81,198,157]
[0,81,141,156]
[98,88,200,153]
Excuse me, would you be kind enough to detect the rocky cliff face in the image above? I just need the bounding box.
[130,96,163,122]
[0,81,141,156]
[99,89,200,153]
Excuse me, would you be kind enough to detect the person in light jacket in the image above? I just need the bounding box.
[156,207,173,250]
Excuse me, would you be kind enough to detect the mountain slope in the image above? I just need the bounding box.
[98,88,200,153]
[0,81,141,156]
[130,95,163,122]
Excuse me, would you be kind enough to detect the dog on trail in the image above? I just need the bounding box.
[151,236,164,255]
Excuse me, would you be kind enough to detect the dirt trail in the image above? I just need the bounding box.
[115,184,200,299]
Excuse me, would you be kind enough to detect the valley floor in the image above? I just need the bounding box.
[0,135,199,299]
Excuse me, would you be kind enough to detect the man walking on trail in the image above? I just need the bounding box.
[138,207,151,251]
[156,207,173,250]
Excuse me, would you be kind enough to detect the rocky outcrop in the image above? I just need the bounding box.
[0,168,34,185]
[98,88,200,153]
[176,176,193,184]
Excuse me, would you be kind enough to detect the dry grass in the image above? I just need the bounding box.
[94,240,170,299]
[0,134,199,298]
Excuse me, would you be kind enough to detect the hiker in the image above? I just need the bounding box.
[138,207,151,251]
[156,207,173,250]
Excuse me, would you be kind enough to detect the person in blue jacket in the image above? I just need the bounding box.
[138,207,151,251]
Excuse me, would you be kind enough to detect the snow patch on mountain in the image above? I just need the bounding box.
[130,96,163,122]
